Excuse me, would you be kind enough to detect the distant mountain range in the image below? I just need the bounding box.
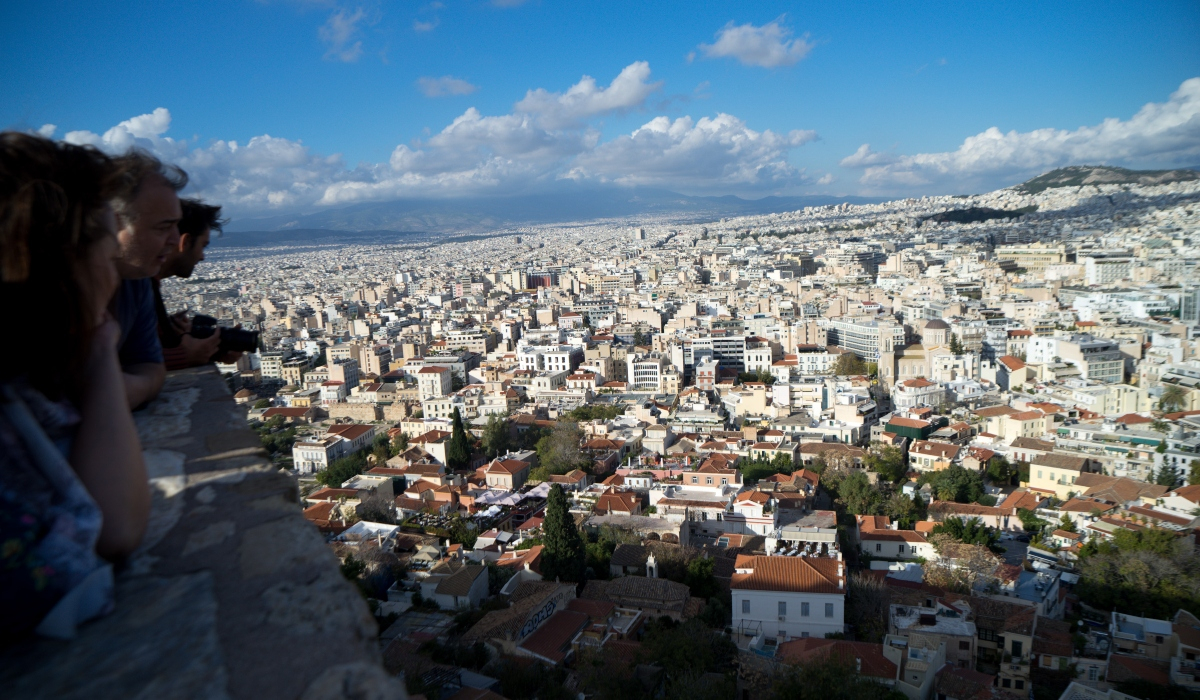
[215,166,1200,245]
[222,185,884,238]
[1013,165,1200,194]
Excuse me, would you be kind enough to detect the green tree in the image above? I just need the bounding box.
[253,398,272,409]
[1017,507,1050,533]
[1159,384,1188,413]
[317,451,367,487]
[1190,459,1200,486]
[1058,514,1077,533]
[987,455,1013,484]
[541,484,585,582]
[949,333,964,355]
[832,352,868,376]
[371,433,391,464]
[535,421,589,477]
[932,516,999,548]
[839,471,883,515]
[446,514,478,549]
[632,328,647,347]
[684,556,720,599]
[446,407,472,469]
[390,431,408,456]
[866,445,907,483]
[481,414,510,459]
[884,492,921,529]
[922,464,986,503]
[1154,465,1178,488]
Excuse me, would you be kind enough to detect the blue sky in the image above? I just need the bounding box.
[3,1,1199,215]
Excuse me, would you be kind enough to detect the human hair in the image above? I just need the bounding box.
[0,132,120,399]
[179,198,225,246]
[109,149,187,227]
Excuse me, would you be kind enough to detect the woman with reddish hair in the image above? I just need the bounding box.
[0,133,149,642]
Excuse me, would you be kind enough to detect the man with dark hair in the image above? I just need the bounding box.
[110,150,186,407]
[153,198,244,369]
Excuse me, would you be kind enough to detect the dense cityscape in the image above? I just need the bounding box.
[156,166,1200,700]
[6,3,1200,698]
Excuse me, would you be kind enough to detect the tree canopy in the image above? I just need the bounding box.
[932,516,999,549]
[832,353,868,376]
[533,421,591,480]
[446,407,472,469]
[541,484,586,582]
[920,464,986,504]
[866,445,907,483]
[481,414,510,459]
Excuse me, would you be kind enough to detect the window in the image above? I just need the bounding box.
[1002,679,1011,688]
[1015,681,1025,690]
[721,478,728,485]
[1011,641,1022,657]
[959,641,971,651]
[801,602,810,617]
[706,476,713,485]
[800,631,809,638]
[692,476,698,484]
[825,603,834,618]
[1037,470,1043,479]
[876,543,882,552]
[742,600,750,614]
[899,544,906,554]
[1088,667,1098,681]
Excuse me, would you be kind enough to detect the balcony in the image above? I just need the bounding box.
[0,367,405,699]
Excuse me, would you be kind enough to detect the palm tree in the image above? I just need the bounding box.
[1159,384,1188,413]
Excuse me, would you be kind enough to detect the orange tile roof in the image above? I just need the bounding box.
[730,555,843,594]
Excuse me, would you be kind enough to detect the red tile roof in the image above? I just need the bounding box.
[777,638,897,680]
[518,610,589,663]
[730,555,843,594]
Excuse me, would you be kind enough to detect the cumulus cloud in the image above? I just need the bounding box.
[698,18,813,68]
[417,75,479,97]
[37,124,56,138]
[515,61,662,128]
[839,144,897,168]
[319,7,366,62]
[569,113,816,189]
[55,63,820,215]
[844,77,1200,193]
[816,173,834,185]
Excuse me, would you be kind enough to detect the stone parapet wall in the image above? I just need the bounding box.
[0,366,406,700]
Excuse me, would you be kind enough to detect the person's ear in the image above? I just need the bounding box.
[178,232,192,253]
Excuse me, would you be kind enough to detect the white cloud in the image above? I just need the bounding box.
[844,77,1200,193]
[319,7,366,62]
[839,144,897,168]
[570,113,816,189]
[37,124,56,138]
[56,63,820,214]
[515,61,662,128]
[417,76,479,97]
[413,18,438,32]
[816,173,834,185]
[698,18,813,68]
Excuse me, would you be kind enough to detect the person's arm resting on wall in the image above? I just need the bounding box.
[118,280,166,408]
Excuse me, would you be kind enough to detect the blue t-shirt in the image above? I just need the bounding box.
[116,278,164,367]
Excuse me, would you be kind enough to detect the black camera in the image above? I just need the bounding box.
[191,314,260,354]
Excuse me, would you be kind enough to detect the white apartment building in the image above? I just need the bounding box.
[1083,255,1134,285]
[731,555,846,641]
[418,365,453,400]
